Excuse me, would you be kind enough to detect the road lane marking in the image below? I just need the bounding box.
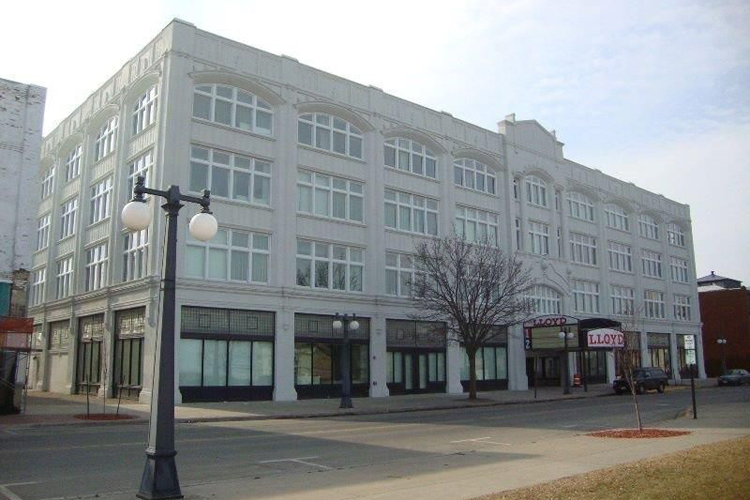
[0,482,37,500]
[451,437,510,446]
[260,456,332,470]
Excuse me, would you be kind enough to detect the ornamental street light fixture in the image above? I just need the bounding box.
[716,338,727,375]
[558,330,575,395]
[332,313,359,409]
[122,175,217,500]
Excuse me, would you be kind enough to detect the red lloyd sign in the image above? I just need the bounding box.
[523,315,578,329]
[587,328,625,348]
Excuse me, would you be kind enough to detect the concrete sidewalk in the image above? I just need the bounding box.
[1,380,711,428]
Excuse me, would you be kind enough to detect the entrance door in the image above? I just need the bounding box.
[387,349,446,395]
[76,340,101,395]
[404,354,413,390]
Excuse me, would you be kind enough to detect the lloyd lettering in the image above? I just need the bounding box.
[587,328,625,348]
[532,316,567,328]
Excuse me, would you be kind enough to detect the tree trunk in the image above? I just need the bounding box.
[467,348,477,400]
[626,366,643,431]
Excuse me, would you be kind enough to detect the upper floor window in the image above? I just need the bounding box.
[607,241,632,273]
[385,189,438,236]
[670,256,689,283]
[296,239,363,292]
[193,84,272,136]
[297,169,363,223]
[567,192,595,222]
[525,176,548,207]
[528,221,549,256]
[527,285,561,315]
[36,214,51,251]
[56,257,74,299]
[455,206,499,246]
[60,198,78,240]
[186,228,269,284]
[123,229,148,282]
[674,295,692,321]
[610,285,635,315]
[605,204,630,232]
[638,213,659,240]
[94,116,118,161]
[644,290,665,319]
[89,177,112,225]
[384,138,437,179]
[298,113,362,159]
[29,267,46,307]
[41,165,55,199]
[386,252,420,297]
[513,178,519,200]
[667,223,686,247]
[127,150,153,198]
[572,280,600,314]
[453,158,496,194]
[64,145,82,182]
[190,145,270,206]
[132,86,158,135]
[641,249,662,278]
[85,243,108,292]
[570,233,598,266]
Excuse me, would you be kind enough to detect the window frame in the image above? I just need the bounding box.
[85,243,108,292]
[189,145,271,206]
[298,113,362,159]
[123,229,148,282]
[59,197,78,240]
[528,221,550,256]
[185,228,270,284]
[295,239,364,292]
[644,290,666,319]
[673,294,692,321]
[64,145,82,183]
[41,165,55,199]
[527,285,562,315]
[453,158,497,194]
[525,176,548,208]
[193,84,273,136]
[94,116,118,162]
[567,191,595,222]
[132,86,158,136]
[572,280,600,314]
[641,249,663,278]
[56,256,74,299]
[667,223,686,247]
[607,240,633,273]
[384,138,437,179]
[455,206,499,246]
[36,214,51,251]
[89,177,112,225]
[29,267,46,307]
[570,232,598,266]
[605,204,630,232]
[610,285,635,315]
[296,169,364,223]
[384,189,439,236]
[639,214,660,240]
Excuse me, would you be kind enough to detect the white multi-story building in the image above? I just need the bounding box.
[28,20,704,404]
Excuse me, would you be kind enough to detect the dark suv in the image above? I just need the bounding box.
[613,367,668,395]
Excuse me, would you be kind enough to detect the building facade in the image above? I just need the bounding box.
[698,272,750,376]
[27,20,704,404]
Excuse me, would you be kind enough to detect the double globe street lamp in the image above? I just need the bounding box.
[558,330,575,395]
[332,313,359,409]
[716,338,727,376]
[122,176,218,500]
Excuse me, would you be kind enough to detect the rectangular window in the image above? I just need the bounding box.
[94,117,118,161]
[567,192,595,222]
[186,228,270,284]
[85,243,108,292]
[60,198,78,240]
[455,206,499,246]
[528,221,549,255]
[515,218,522,251]
[89,177,112,224]
[610,285,635,315]
[41,165,55,199]
[296,169,364,222]
[384,138,437,179]
[296,239,363,292]
[384,189,438,236]
[525,176,547,207]
[605,205,630,231]
[570,233,597,266]
[667,223,685,247]
[644,290,665,319]
[64,145,82,182]
[56,257,74,299]
[607,241,632,272]
[132,86,158,135]
[572,280,600,314]
[29,267,46,306]
[190,145,271,206]
[298,113,361,159]
[36,214,51,251]
[639,214,659,240]
[127,150,153,198]
[513,178,519,200]
[674,295,691,321]
[123,229,148,281]
[385,252,422,297]
[670,256,689,283]
[641,249,662,278]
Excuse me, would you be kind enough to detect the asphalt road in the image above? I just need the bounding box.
[1,386,748,500]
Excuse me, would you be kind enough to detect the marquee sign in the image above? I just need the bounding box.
[587,328,625,348]
[523,315,579,329]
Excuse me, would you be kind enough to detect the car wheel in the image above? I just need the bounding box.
[637,384,646,395]
[657,382,665,393]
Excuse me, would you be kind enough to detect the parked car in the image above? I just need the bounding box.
[613,367,669,395]
[718,369,750,386]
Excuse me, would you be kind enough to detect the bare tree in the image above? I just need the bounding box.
[614,307,645,431]
[410,236,533,400]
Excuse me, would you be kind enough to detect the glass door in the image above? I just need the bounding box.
[404,354,413,390]
[418,354,427,389]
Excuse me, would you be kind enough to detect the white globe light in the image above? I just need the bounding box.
[567,331,575,340]
[349,320,360,331]
[558,331,566,339]
[189,212,218,241]
[121,201,152,231]
[332,320,343,330]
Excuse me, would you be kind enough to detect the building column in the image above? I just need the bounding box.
[508,324,528,390]
[65,311,78,395]
[446,336,463,394]
[606,351,616,383]
[369,315,388,397]
[273,307,297,401]
[640,330,650,367]
[669,332,680,383]
[139,296,161,405]
[695,331,707,379]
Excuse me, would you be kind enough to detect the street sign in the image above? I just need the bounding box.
[684,335,695,350]
[686,349,697,365]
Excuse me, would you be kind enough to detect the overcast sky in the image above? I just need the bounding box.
[3,0,748,283]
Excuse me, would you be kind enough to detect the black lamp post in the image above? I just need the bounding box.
[717,338,727,375]
[121,176,217,500]
[332,313,359,409]
[558,329,574,395]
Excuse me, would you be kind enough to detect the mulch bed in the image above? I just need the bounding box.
[74,413,135,421]
[588,428,691,438]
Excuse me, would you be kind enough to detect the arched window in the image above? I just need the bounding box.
[525,175,547,207]
[527,285,561,315]
[667,223,685,247]
[193,84,273,136]
[384,138,437,179]
[298,113,362,159]
[567,192,595,222]
[94,116,118,162]
[638,213,659,240]
[453,158,496,194]
[132,86,158,135]
[605,204,630,231]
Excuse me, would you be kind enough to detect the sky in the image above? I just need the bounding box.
[2,0,748,283]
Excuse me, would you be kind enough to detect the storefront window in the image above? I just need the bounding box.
[461,346,508,381]
[294,342,368,387]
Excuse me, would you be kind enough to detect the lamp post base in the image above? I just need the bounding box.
[137,450,183,500]
[339,396,353,409]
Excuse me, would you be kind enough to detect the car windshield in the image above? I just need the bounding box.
[727,370,743,375]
